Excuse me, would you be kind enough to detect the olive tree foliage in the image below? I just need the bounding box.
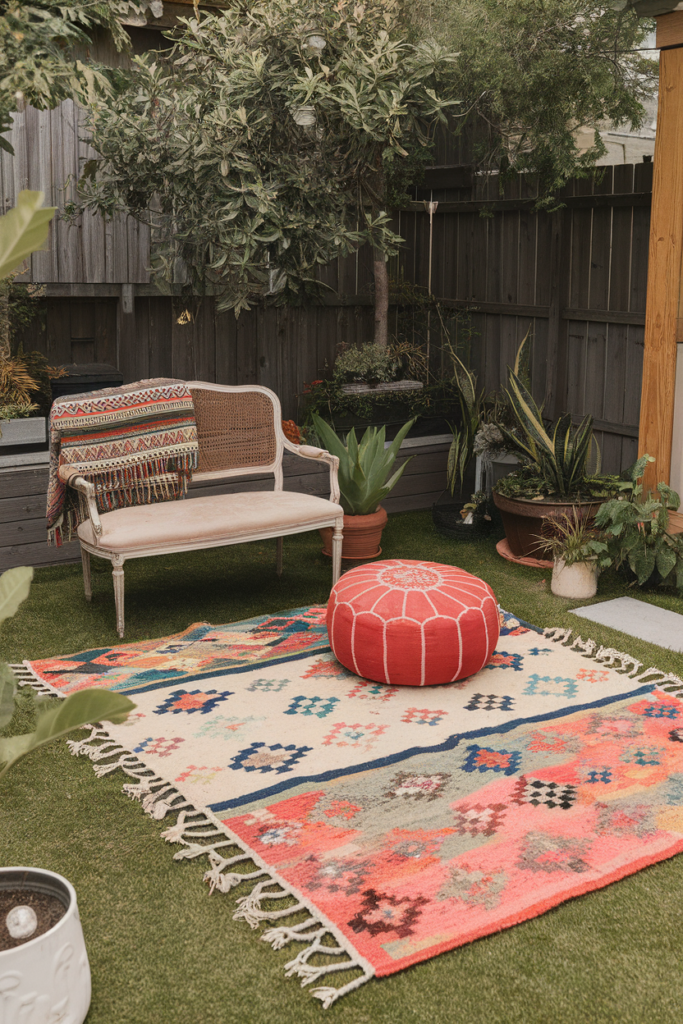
[408,0,657,198]
[0,1,152,155]
[75,0,459,332]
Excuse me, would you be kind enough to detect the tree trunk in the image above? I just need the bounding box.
[373,248,389,349]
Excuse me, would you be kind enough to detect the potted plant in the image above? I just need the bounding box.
[492,337,619,559]
[594,455,683,590]
[432,356,514,539]
[312,414,415,559]
[537,512,611,599]
[1,566,135,1021]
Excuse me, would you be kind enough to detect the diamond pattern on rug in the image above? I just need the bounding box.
[153,688,234,715]
[463,693,515,712]
[229,741,312,774]
[461,744,522,776]
[512,777,578,810]
[451,802,507,836]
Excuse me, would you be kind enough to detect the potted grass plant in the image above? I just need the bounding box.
[312,414,415,559]
[0,565,135,1020]
[537,512,610,598]
[492,337,619,559]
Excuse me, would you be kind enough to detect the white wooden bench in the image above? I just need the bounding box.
[59,383,344,637]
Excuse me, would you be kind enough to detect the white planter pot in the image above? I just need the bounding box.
[551,558,599,599]
[0,417,46,447]
[0,867,91,1024]
[475,453,519,494]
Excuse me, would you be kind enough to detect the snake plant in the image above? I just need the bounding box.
[446,354,486,495]
[497,335,599,497]
[312,415,415,515]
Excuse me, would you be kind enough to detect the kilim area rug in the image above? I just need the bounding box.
[14,608,683,1008]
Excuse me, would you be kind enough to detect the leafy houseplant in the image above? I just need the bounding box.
[312,414,415,559]
[1,566,135,1020]
[538,512,610,599]
[594,455,683,590]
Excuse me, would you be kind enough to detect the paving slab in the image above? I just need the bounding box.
[570,596,683,653]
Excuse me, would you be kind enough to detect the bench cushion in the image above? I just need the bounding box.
[77,490,343,553]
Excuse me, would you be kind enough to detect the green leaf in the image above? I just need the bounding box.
[0,689,136,779]
[0,191,57,280]
[629,545,656,586]
[656,544,678,582]
[0,566,33,628]
[0,664,17,733]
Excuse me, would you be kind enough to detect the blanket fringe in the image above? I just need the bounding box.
[542,628,683,695]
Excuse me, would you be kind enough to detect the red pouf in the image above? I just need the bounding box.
[327,559,500,686]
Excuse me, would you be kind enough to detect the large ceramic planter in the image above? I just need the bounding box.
[551,558,599,599]
[492,491,602,559]
[320,506,388,561]
[0,867,91,1023]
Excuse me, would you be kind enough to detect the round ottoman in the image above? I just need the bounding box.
[327,559,499,686]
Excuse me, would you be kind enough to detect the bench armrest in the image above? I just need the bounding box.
[282,439,341,506]
[57,465,103,541]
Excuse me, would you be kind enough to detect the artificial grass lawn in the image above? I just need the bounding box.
[2,509,683,1024]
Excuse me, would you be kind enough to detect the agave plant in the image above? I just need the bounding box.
[498,336,599,497]
[312,414,415,515]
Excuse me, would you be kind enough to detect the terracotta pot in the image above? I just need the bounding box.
[492,491,602,559]
[320,505,388,561]
[551,558,599,599]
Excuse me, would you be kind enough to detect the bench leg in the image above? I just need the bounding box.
[276,536,283,576]
[331,521,343,586]
[112,555,125,639]
[81,547,92,602]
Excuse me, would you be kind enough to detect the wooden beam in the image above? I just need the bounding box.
[638,36,683,490]
[656,10,683,48]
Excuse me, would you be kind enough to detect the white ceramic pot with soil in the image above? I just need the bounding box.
[551,558,599,599]
[0,867,91,1024]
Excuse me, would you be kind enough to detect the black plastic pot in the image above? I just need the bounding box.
[431,500,495,541]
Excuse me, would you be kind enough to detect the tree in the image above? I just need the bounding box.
[75,0,458,343]
[0,1,152,154]
[408,0,656,197]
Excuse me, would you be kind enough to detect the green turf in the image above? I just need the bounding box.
[2,511,683,1024]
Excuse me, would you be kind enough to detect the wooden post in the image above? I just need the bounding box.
[638,13,683,492]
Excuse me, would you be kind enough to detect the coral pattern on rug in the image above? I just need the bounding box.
[22,607,683,1005]
[220,683,683,976]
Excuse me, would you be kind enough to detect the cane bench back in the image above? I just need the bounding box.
[188,383,284,482]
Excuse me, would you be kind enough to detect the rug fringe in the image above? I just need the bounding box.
[542,628,683,695]
[9,663,57,697]
[3,684,376,1008]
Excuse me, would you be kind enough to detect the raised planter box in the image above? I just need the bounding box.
[0,418,46,447]
[0,418,49,469]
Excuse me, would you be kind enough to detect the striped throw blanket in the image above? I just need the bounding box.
[47,378,199,546]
